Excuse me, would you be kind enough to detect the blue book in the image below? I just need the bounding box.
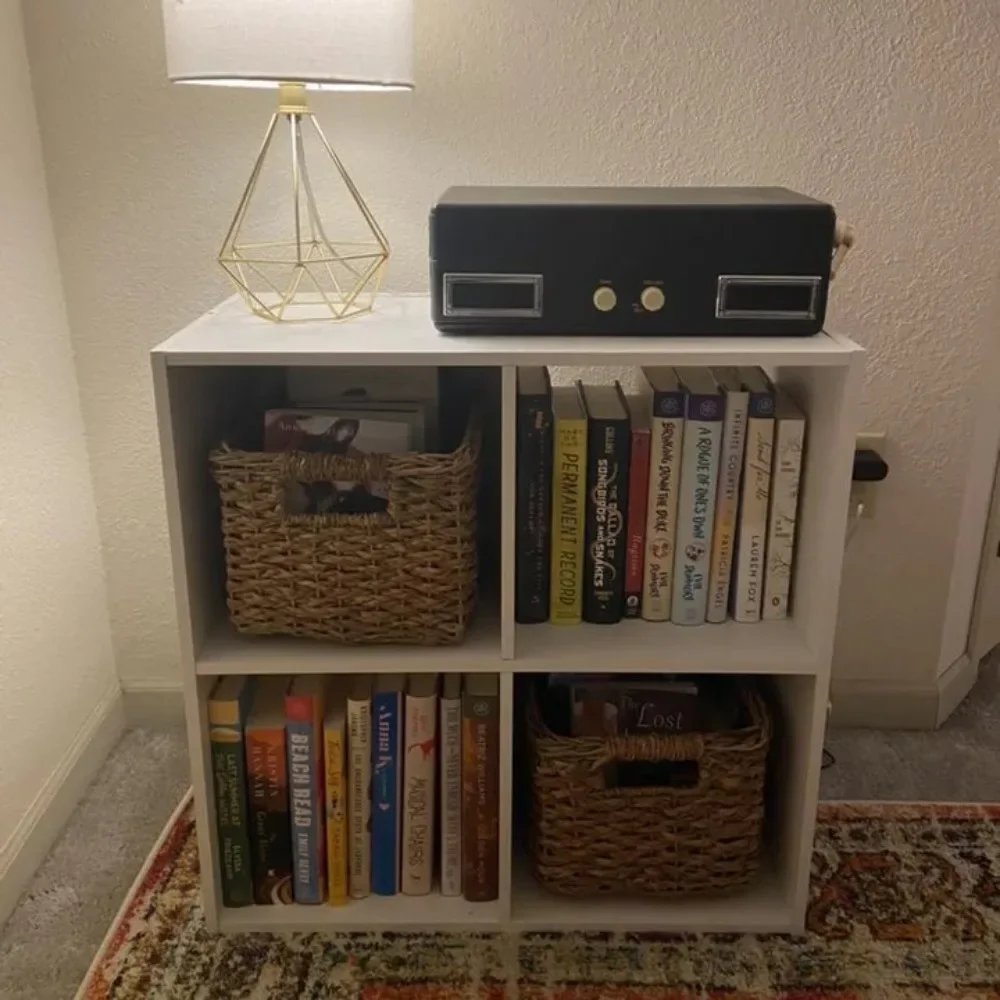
[371,674,405,896]
[286,676,327,904]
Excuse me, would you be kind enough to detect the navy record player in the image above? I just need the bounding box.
[429,186,840,336]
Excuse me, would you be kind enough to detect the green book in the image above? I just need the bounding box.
[209,675,257,907]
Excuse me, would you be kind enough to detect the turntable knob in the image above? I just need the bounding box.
[593,286,617,312]
[641,286,666,312]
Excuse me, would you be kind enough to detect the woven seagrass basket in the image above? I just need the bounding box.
[210,416,479,645]
[528,682,770,896]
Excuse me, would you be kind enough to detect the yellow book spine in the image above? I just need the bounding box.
[549,416,587,625]
[324,724,348,904]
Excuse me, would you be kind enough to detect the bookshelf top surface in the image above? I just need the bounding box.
[154,295,863,368]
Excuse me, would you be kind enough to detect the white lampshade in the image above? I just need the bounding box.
[162,0,414,91]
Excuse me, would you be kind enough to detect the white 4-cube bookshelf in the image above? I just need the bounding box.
[152,294,863,936]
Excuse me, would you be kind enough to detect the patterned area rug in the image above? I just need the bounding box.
[77,797,1000,999]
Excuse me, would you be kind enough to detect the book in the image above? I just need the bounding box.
[462,674,500,902]
[640,368,686,621]
[347,674,373,899]
[402,674,439,895]
[264,409,414,515]
[245,676,293,905]
[571,678,701,737]
[732,368,776,622]
[285,365,438,448]
[371,673,405,896]
[209,676,257,908]
[548,386,588,625]
[623,395,652,618]
[439,673,463,897]
[763,390,807,620]
[323,678,350,905]
[578,382,631,625]
[515,367,553,624]
[706,368,749,623]
[286,675,327,905]
[671,369,725,625]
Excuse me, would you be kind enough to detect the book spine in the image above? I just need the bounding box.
[439,694,463,897]
[549,415,587,625]
[515,391,553,623]
[642,391,685,621]
[210,721,254,907]
[624,424,651,618]
[402,692,437,895]
[671,393,725,625]
[246,725,293,905]
[347,696,372,899]
[462,688,499,902]
[371,690,402,896]
[324,722,348,904]
[583,415,630,624]
[706,390,749,623]
[287,706,325,904]
[732,396,775,622]
[763,413,806,620]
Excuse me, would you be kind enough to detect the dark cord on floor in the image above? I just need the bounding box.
[822,748,836,770]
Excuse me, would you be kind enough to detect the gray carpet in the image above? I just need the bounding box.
[3,664,1000,1000]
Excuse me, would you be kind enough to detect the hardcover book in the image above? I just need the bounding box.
[578,382,631,624]
[763,390,807,620]
[732,368,776,622]
[671,369,725,625]
[706,368,749,623]
[548,386,588,625]
[285,675,327,905]
[462,673,500,903]
[640,368,685,621]
[372,674,405,896]
[347,674,373,899]
[402,674,438,896]
[623,395,651,618]
[323,678,350,905]
[515,367,553,624]
[245,676,293,905]
[571,678,701,737]
[209,675,257,908]
[439,673,463,897]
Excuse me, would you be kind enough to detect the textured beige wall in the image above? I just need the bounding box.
[0,0,117,853]
[22,0,1000,693]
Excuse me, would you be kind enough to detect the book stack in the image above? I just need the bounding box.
[515,366,806,625]
[208,673,500,908]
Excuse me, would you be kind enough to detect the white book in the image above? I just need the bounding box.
[731,368,776,622]
[439,673,463,897]
[671,369,725,625]
[402,674,438,896]
[640,368,686,621]
[763,391,807,620]
[347,675,373,899]
[706,368,749,623]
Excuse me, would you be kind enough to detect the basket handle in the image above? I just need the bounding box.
[277,451,397,520]
[598,733,706,793]
[604,731,705,764]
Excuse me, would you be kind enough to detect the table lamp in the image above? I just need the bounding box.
[161,0,413,322]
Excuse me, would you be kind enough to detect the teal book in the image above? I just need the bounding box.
[209,675,257,908]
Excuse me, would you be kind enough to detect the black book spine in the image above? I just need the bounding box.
[583,414,630,624]
[515,390,553,623]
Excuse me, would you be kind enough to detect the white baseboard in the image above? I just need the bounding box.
[0,683,125,929]
[831,654,979,729]
[122,679,185,728]
[936,653,979,726]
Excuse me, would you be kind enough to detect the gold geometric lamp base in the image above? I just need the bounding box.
[219,84,389,323]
